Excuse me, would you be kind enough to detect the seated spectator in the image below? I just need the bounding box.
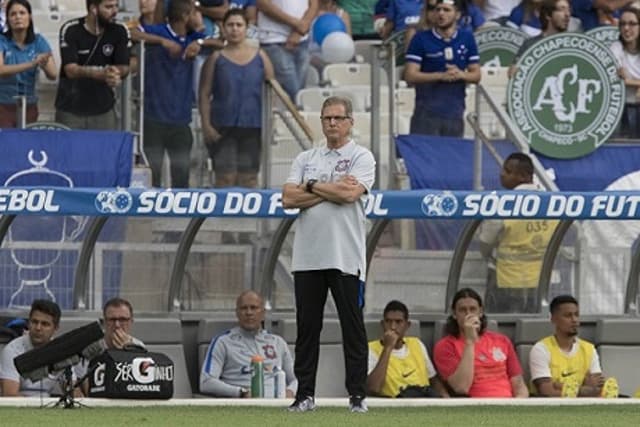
[433,288,529,397]
[367,300,448,398]
[102,297,144,350]
[611,7,640,139]
[529,295,619,397]
[0,299,82,396]
[506,0,543,36]
[404,0,438,51]
[200,290,297,397]
[0,0,57,128]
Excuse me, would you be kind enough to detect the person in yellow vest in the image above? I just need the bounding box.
[367,300,448,398]
[478,152,558,313]
[529,295,619,397]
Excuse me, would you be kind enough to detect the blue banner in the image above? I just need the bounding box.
[0,129,133,309]
[0,129,133,187]
[2,187,640,220]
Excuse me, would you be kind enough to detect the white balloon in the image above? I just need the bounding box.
[321,31,355,64]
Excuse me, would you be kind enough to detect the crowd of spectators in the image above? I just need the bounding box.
[1,0,639,187]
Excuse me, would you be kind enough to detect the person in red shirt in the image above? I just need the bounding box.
[433,288,529,397]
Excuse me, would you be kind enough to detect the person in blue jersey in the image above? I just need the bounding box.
[134,0,208,188]
[570,0,631,31]
[380,0,423,39]
[404,0,480,137]
[0,0,57,127]
[198,8,274,189]
[507,0,543,36]
[54,0,130,130]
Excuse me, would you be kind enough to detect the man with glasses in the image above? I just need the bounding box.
[102,297,143,350]
[0,299,80,396]
[404,0,481,137]
[282,95,375,413]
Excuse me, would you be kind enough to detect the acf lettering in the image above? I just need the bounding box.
[532,65,601,122]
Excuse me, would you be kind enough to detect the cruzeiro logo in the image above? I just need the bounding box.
[421,191,458,217]
[95,189,133,214]
[507,33,624,159]
[475,27,528,67]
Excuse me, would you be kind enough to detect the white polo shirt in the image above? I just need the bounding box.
[286,140,376,281]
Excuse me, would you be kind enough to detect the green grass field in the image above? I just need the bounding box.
[1,405,639,427]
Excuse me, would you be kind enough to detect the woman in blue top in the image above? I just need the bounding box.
[198,8,274,189]
[0,0,57,127]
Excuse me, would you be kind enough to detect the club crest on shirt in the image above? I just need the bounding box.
[102,44,114,57]
[262,344,277,360]
[492,347,506,362]
[335,159,350,173]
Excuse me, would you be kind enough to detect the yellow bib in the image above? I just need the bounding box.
[369,337,430,397]
[541,335,594,387]
[496,219,558,288]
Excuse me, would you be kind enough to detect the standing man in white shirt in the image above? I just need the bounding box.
[283,95,375,413]
[256,0,318,100]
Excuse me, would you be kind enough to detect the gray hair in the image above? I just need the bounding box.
[321,95,353,117]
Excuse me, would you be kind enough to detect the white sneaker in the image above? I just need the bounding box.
[287,396,316,412]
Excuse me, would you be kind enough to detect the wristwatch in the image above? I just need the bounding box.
[196,38,204,46]
[306,179,318,193]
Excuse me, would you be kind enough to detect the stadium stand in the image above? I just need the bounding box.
[595,319,640,397]
[514,318,554,384]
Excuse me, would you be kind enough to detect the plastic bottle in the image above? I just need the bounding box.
[273,367,286,399]
[250,355,264,398]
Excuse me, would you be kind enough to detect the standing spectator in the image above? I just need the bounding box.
[474,0,521,23]
[137,0,208,188]
[367,300,449,398]
[611,7,640,138]
[433,288,529,397]
[282,96,375,413]
[256,0,318,100]
[0,0,56,128]
[54,0,130,130]
[570,0,632,31]
[404,0,480,137]
[405,0,438,50]
[199,291,297,397]
[529,295,619,397]
[477,153,558,313]
[506,0,544,36]
[339,0,378,38]
[198,8,274,189]
[508,0,570,78]
[380,0,422,39]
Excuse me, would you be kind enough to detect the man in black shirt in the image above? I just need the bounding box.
[55,0,130,129]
